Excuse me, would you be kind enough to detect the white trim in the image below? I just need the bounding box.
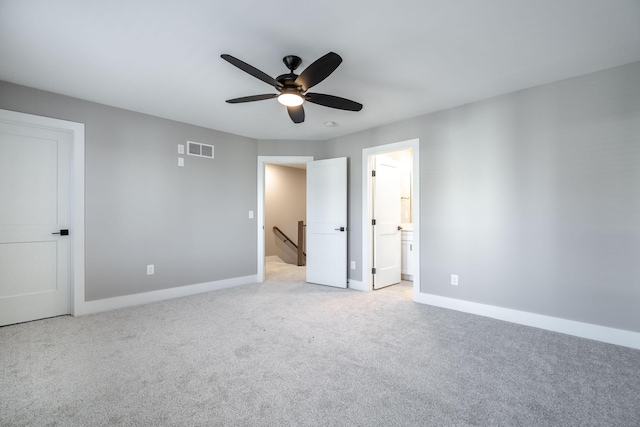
[72,123,85,317]
[0,109,85,318]
[257,156,314,282]
[347,280,366,291]
[362,139,420,295]
[415,292,640,350]
[75,275,258,316]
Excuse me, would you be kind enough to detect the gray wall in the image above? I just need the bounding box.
[325,61,640,332]
[0,81,258,301]
[2,60,638,333]
[257,138,329,158]
[265,164,306,264]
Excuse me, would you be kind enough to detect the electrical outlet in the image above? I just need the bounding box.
[451,274,458,286]
[178,157,184,167]
[147,264,155,275]
[350,261,356,270]
[249,210,254,219]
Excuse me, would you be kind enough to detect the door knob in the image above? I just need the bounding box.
[334,227,345,232]
[398,225,403,230]
[52,229,69,236]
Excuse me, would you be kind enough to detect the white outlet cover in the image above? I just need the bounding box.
[178,157,184,167]
[249,210,254,219]
[350,261,356,269]
[178,144,184,154]
[147,264,154,275]
[451,274,458,285]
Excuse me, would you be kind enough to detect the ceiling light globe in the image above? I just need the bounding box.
[278,93,304,107]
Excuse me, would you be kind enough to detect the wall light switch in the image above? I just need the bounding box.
[350,261,356,270]
[249,210,254,219]
[178,157,184,167]
[178,144,185,154]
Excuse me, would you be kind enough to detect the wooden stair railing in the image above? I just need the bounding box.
[273,221,306,266]
[297,220,305,266]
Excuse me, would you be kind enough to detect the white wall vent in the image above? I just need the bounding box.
[187,141,214,159]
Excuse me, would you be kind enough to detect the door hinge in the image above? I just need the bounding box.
[372,170,376,177]
[372,267,376,274]
[372,219,376,225]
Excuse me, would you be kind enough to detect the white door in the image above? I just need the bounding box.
[0,120,71,326]
[372,155,402,289]
[306,157,347,288]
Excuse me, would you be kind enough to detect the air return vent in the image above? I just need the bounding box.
[187,141,214,159]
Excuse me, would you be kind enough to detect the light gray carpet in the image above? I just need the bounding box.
[2,262,639,426]
[376,280,414,299]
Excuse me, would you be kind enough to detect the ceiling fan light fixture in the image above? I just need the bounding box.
[278,92,304,107]
[221,52,362,123]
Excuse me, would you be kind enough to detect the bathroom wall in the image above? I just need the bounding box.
[386,149,414,225]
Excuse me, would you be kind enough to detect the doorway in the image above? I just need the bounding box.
[264,163,307,266]
[257,156,348,288]
[257,156,313,282]
[362,139,420,297]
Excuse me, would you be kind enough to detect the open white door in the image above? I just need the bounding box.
[372,155,402,289]
[0,119,71,325]
[306,157,347,288]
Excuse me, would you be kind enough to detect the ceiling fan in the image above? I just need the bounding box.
[221,52,363,124]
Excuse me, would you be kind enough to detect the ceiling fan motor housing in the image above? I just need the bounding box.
[278,56,303,91]
[276,73,300,90]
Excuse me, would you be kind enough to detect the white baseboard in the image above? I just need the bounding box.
[75,275,258,316]
[415,292,640,350]
[348,280,367,291]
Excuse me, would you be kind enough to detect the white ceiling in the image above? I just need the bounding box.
[1,0,639,141]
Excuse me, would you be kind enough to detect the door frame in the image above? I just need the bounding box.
[362,138,420,296]
[0,109,85,316]
[257,155,314,282]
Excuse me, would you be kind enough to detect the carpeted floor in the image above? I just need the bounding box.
[1,261,639,426]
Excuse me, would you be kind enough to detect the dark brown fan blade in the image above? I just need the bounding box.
[305,93,363,111]
[221,54,283,89]
[287,105,305,123]
[295,52,342,92]
[226,94,278,103]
